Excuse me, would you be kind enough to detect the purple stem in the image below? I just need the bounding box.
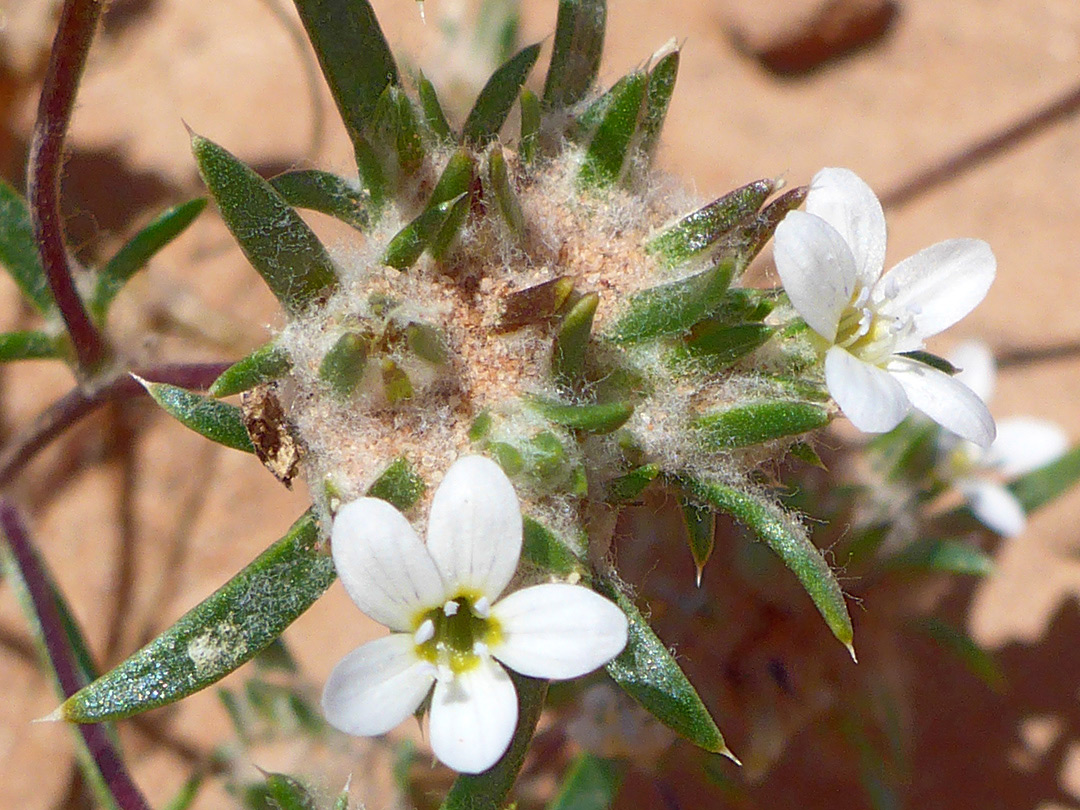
[0,500,151,810]
[27,0,108,371]
[0,361,230,488]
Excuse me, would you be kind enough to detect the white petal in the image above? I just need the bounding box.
[988,417,1069,477]
[490,584,628,680]
[824,345,911,433]
[426,455,523,600]
[948,339,996,404]
[773,210,857,341]
[805,167,888,288]
[959,478,1027,537]
[874,239,995,340]
[332,497,446,631]
[321,634,435,736]
[888,356,996,447]
[429,655,518,773]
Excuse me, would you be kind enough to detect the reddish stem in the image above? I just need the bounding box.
[27,0,108,371]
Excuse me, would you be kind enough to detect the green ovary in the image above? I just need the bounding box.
[414,594,502,674]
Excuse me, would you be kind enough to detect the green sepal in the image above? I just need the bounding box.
[522,516,585,577]
[501,276,575,328]
[647,179,774,269]
[1008,444,1080,514]
[463,42,542,145]
[0,330,60,362]
[681,499,715,586]
[633,47,679,170]
[264,773,318,810]
[381,357,414,402]
[0,178,54,313]
[552,292,598,389]
[880,538,994,577]
[270,170,370,231]
[367,457,426,511]
[138,377,254,453]
[684,322,775,370]
[728,186,808,263]
[529,397,633,434]
[897,350,957,376]
[607,464,660,503]
[418,71,453,142]
[319,331,370,400]
[488,145,525,238]
[695,400,830,450]
[606,260,734,344]
[90,198,207,320]
[543,0,606,109]
[439,673,548,810]
[59,510,334,722]
[519,88,541,163]
[191,133,338,315]
[382,194,465,269]
[209,343,293,397]
[678,475,855,656]
[577,71,647,187]
[595,575,735,757]
[548,753,624,810]
[912,618,1005,691]
[370,84,426,179]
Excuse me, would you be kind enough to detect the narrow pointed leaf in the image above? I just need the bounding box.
[607,464,660,503]
[684,323,775,370]
[548,754,624,810]
[522,516,585,577]
[578,72,647,187]
[1008,444,1080,514]
[695,401,830,450]
[595,575,733,755]
[439,673,548,810]
[271,170,370,231]
[60,511,333,722]
[634,47,680,166]
[463,42,542,145]
[519,88,541,163]
[681,500,715,586]
[192,134,338,314]
[393,88,426,176]
[912,618,1004,691]
[431,149,476,206]
[728,186,808,262]
[607,260,734,343]
[138,378,254,453]
[382,194,464,269]
[367,457,426,511]
[0,178,54,313]
[529,397,633,433]
[319,331,369,400]
[881,538,994,577]
[501,276,574,327]
[265,774,317,810]
[488,145,525,237]
[90,199,207,320]
[552,292,598,389]
[428,194,471,260]
[647,180,774,268]
[678,476,854,654]
[418,71,453,141]
[543,0,606,108]
[209,343,292,397]
[0,330,59,361]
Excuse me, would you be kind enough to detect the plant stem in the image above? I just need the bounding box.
[27,0,108,372]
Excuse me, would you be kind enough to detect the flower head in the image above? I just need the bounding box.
[938,340,1068,536]
[774,167,997,446]
[321,455,629,773]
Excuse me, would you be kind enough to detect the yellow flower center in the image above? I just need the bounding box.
[413,593,502,675]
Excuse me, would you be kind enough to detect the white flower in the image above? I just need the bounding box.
[939,340,1068,536]
[321,455,629,773]
[773,167,997,446]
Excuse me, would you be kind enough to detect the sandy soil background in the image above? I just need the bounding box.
[2,0,1080,807]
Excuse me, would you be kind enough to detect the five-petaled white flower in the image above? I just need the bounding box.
[321,455,629,774]
[774,167,997,447]
[938,340,1068,536]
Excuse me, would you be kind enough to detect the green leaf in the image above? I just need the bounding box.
[912,618,1004,691]
[552,292,598,389]
[264,773,318,810]
[0,330,59,362]
[1008,444,1080,514]
[606,260,734,344]
[578,71,647,187]
[727,185,808,263]
[61,511,333,722]
[192,133,338,315]
[271,170,370,231]
[684,323,775,370]
[647,179,774,268]
[418,71,454,142]
[428,195,471,261]
[595,575,734,757]
[138,377,254,453]
[0,178,54,313]
[519,88,541,163]
[90,198,206,320]
[606,464,660,503]
[381,357,414,402]
[529,397,633,434]
[439,673,548,810]
[881,538,993,577]
[543,0,606,109]
[634,47,679,168]
[367,457,426,511]
[679,476,855,656]
[382,194,465,269]
[522,516,584,577]
[488,145,525,238]
[547,754,624,810]
[681,500,715,586]
[370,84,426,180]
[319,331,370,400]
[463,42,542,145]
[209,343,292,397]
[695,401,830,450]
